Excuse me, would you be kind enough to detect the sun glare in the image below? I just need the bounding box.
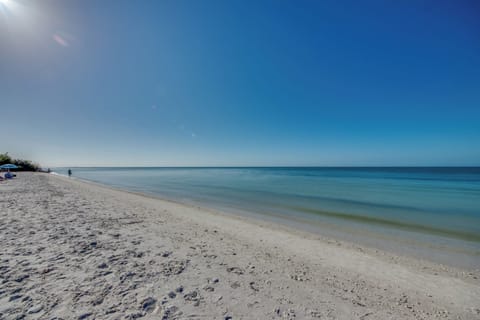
[0,0,10,12]
[0,0,29,24]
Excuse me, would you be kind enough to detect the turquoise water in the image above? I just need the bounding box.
[52,167,480,268]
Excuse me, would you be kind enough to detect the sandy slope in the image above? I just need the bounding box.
[0,173,479,320]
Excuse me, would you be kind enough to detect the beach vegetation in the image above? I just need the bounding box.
[0,152,40,171]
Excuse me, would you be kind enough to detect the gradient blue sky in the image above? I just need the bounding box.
[1,0,479,166]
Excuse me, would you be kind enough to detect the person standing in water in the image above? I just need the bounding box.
[68,169,72,177]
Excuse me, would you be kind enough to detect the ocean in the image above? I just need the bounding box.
[52,167,480,268]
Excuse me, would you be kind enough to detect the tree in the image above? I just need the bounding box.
[0,152,13,165]
[0,152,40,171]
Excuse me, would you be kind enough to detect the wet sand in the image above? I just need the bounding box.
[1,173,479,319]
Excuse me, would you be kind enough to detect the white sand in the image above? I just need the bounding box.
[1,173,479,319]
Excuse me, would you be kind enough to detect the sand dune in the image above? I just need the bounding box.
[0,173,479,319]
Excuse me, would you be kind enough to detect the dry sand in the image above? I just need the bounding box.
[1,172,479,319]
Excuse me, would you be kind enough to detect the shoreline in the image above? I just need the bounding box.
[1,172,479,319]
[52,171,480,270]
[55,173,480,274]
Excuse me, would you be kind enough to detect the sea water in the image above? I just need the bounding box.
[52,167,480,268]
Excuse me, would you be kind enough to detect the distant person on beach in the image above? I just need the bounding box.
[68,169,72,177]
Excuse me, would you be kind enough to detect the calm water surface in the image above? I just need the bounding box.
[52,167,480,268]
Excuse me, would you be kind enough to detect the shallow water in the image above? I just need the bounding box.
[52,167,480,268]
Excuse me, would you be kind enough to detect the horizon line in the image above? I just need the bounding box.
[47,165,480,169]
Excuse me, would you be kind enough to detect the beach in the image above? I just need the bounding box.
[1,173,479,319]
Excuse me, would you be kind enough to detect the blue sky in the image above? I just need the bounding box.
[1,0,479,166]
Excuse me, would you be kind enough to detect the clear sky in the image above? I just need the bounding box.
[1,0,479,167]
